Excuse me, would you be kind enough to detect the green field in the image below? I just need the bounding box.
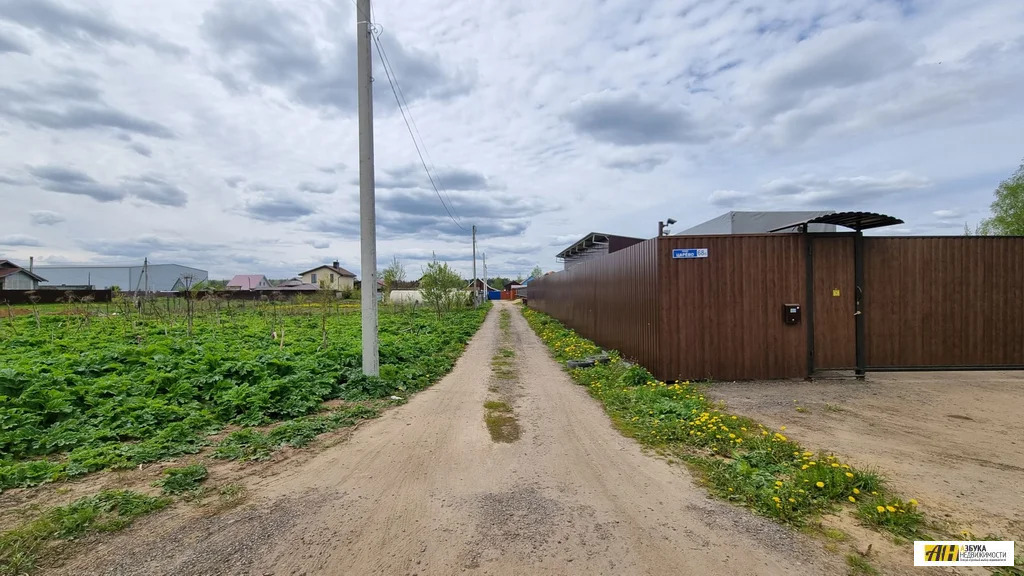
[0,301,488,490]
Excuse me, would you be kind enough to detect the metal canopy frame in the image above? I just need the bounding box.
[556,233,611,262]
[770,211,904,233]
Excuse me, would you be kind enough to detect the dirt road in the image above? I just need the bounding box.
[54,302,839,576]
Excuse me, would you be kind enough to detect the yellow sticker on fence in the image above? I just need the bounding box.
[832,289,840,297]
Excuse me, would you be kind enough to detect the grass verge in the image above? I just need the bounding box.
[212,404,380,461]
[484,309,521,443]
[154,464,208,497]
[845,553,880,576]
[522,307,926,537]
[0,490,169,576]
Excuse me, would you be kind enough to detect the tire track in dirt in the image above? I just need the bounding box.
[50,302,841,575]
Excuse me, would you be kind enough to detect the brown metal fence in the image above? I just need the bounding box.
[657,235,808,381]
[528,239,661,370]
[529,234,1024,381]
[0,290,114,304]
[864,237,1024,368]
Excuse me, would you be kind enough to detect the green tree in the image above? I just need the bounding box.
[979,159,1024,235]
[529,265,543,280]
[420,259,464,318]
[488,276,512,288]
[380,256,406,302]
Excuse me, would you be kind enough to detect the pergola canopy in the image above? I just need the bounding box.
[769,211,904,233]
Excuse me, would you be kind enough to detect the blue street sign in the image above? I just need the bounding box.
[672,248,709,259]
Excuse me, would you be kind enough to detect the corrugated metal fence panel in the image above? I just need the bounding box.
[528,239,660,370]
[864,237,1024,367]
[658,235,808,381]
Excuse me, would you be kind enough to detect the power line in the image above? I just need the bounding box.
[371,30,467,232]
[373,31,463,227]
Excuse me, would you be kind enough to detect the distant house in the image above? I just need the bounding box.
[268,278,319,292]
[0,260,46,290]
[501,281,527,300]
[354,278,384,291]
[298,261,356,291]
[227,274,271,291]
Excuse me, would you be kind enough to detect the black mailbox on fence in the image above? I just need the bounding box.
[783,304,801,325]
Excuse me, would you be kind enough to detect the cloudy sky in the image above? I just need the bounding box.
[1,0,1022,279]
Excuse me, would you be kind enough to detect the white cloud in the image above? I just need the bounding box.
[712,172,932,208]
[0,0,1021,278]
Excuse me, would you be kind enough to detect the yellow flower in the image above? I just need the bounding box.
[848,496,856,502]
[876,506,886,513]
[815,482,825,488]
[831,463,840,468]
[801,465,809,470]
[871,491,878,496]
[908,499,918,506]
[735,438,743,443]
[802,451,813,457]
[775,481,783,487]
[780,426,786,431]
[845,472,854,478]
[728,433,736,439]
[886,506,896,513]
[853,488,860,495]
[788,498,795,503]
[772,496,781,503]
[728,487,733,492]
[808,461,816,466]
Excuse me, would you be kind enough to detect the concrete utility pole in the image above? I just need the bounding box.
[357,0,379,376]
[472,224,478,302]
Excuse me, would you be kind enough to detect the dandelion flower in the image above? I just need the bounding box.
[780,426,787,431]
[802,451,813,457]
[788,498,795,503]
[908,499,918,506]
[853,488,860,495]
[871,491,878,496]
[775,481,783,487]
[876,506,886,513]
[772,496,781,503]
[845,472,854,478]
[831,463,840,468]
[848,496,856,502]
[815,482,825,488]
[886,506,896,513]
[801,465,809,470]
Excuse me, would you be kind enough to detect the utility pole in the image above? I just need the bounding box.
[472,224,478,303]
[357,0,379,376]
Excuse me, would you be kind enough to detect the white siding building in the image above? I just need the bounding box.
[33,263,209,291]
